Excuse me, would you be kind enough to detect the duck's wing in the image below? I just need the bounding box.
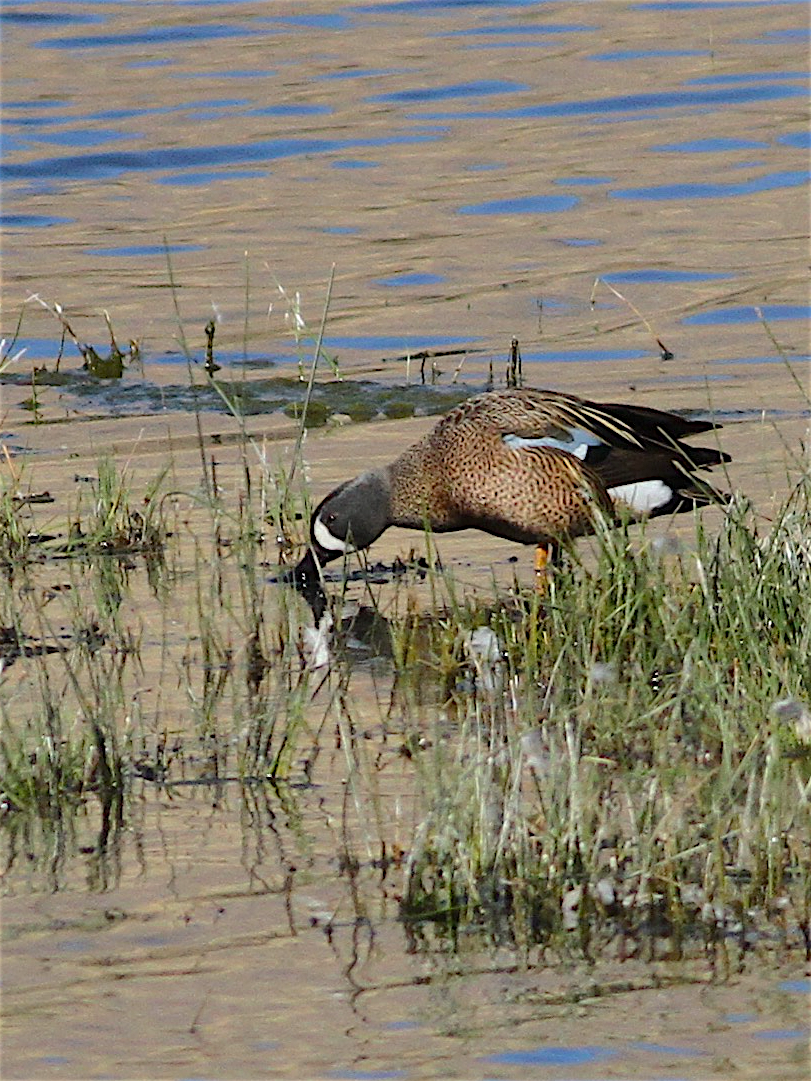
[473,389,728,468]
[465,389,731,515]
[454,389,636,458]
[465,389,717,462]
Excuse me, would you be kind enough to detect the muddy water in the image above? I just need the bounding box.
[2,1,810,1079]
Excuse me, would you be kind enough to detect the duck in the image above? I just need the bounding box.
[295,386,730,582]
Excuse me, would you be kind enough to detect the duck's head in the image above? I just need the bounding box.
[296,471,392,579]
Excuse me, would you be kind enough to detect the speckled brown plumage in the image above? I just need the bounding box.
[385,391,616,544]
[298,387,731,574]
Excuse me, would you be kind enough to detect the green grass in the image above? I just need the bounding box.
[2,454,809,971]
[1,286,809,970]
[395,483,811,963]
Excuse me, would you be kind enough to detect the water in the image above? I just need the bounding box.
[2,0,807,401]
[684,304,811,326]
[485,1045,615,1066]
[1,9,809,1074]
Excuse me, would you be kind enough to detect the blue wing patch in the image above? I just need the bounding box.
[503,426,605,461]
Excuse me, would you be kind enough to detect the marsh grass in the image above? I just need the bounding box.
[2,279,809,971]
[1,429,809,968]
[394,482,811,964]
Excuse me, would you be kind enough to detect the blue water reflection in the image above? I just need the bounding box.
[368,79,527,103]
[684,304,810,326]
[458,194,579,214]
[486,1044,614,1066]
[611,169,809,201]
[636,0,803,8]
[603,269,732,283]
[591,48,710,61]
[1,213,72,229]
[778,131,811,148]
[753,1028,809,1041]
[743,26,811,44]
[411,83,805,121]
[555,175,613,187]
[652,137,768,152]
[1,134,440,183]
[440,24,595,38]
[0,9,101,26]
[35,23,266,50]
[83,244,207,258]
[266,13,354,30]
[375,273,445,287]
[686,71,808,84]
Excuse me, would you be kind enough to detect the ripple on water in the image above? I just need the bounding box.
[406,82,806,122]
[753,1028,810,1041]
[327,1072,407,1080]
[359,0,551,12]
[82,243,207,258]
[683,304,810,326]
[247,103,332,117]
[611,169,809,201]
[555,175,613,186]
[34,22,266,50]
[652,137,769,152]
[366,78,528,103]
[1,212,72,229]
[331,160,379,170]
[156,169,268,186]
[458,194,579,215]
[439,24,596,40]
[603,269,733,284]
[0,9,101,25]
[685,70,809,85]
[522,349,649,364]
[314,68,409,82]
[0,133,441,184]
[631,1041,706,1057]
[742,26,811,45]
[778,130,811,148]
[711,354,811,366]
[557,237,602,247]
[264,13,354,30]
[485,1045,615,1066]
[30,128,136,149]
[374,273,445,287]
[636,0,803,8]
[590,47,711,60]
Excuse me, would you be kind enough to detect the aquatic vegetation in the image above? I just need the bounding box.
[0,316,809,971]
[396,484,811,963]
[1,447,810,969]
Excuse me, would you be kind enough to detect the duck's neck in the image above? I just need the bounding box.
[386,439,441,529]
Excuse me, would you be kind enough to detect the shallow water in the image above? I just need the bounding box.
[1,0,808,399]
[1,2,810,1079]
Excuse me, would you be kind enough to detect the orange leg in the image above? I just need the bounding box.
[534,543,552,591]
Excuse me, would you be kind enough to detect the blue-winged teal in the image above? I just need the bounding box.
[296,387,730,580]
